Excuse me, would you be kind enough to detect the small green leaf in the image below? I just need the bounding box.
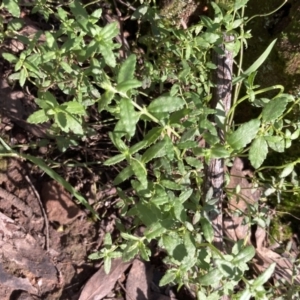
[159,270,177,286]
[136,203,158,227]
[144,127,163,146]
[99,42,116,67]
[129,141,148,155]
[139,243,150,261]
[232,245,255,265]
[3,0,20,17]
[185,157,203,168]
[200,218,214,243]
[64,101,86,115]
[98,90,115,112]
[142,140,166,163]
[19,68,26,87]
[55,111,68,131]
[115,98,139,138]
[262,96,288,123]
[199,268,223,286]
[27,110,49,124]
[144,221,167,240]
[252,263,276,287]
[179,189,193,203]
[160,180,182,190]
[109,132,128,152]
[100,22,119,41]
[148,96,185,113]
[104,257,111,274]
[113,166,134,185]
[104,153,126,166]
[131,158,147,186]
[2,52,18,63]
[280,164,294,178]
[116,79,142,93]
[117,54,136,83]
[264,136,285,153]
[249,137,268,168]
[227,119,260,150]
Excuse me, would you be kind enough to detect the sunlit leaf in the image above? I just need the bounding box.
[117,54,137,84]
[249,137,268,168]
[262,96,288,123]
[227,119,260,150]
[148,96,185,113]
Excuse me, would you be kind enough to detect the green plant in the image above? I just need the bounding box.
[1,0,300,298]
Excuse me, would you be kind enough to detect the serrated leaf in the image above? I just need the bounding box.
[99,42,116,67]
[142,140,166,163]
[179,189,193,203]
[144,221,167,240]
[98,90,114,112]
[116,79,142,93]
[100,22,119,41]
[122,244,139,261]
[199,268,223,286]
[117,54,136,83]
[109,132,128,152]
[159,270,177,286]
[104,153,126,166]
[121,232,141,241]
[113,166,134,185]
[249,137,268,168]
[27,110,49,124]
[200,217,214,243]
[139,243,150,261]
[252,263,276,287]
[264,136,285,153]
[3,0,20,17]
[148,96,185,113]
[144,127,163,146]
[115,98,139,138]
[160,180,182,190]
[136,203,158,227]
[227,119,260,150]
[129,140,148,155]
[232,245,255,265]
[262,96,288,123]
[65,113,83,135]
[185,157,203,168]
[104,257,112,274]
[54,111,67,131]
[215,259,235,277]
[173,200,186,222]
[131,158,147,186]
[279,164,294,178]
[64,101,86,115]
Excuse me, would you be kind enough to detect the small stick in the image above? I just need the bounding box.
[25,175,50,251]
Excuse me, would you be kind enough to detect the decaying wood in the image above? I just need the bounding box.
[205,34,234,251]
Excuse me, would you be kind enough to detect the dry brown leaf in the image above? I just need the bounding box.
[79,258,132,300]
[126,259,152,300]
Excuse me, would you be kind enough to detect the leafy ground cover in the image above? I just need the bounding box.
[0,0,300,299]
